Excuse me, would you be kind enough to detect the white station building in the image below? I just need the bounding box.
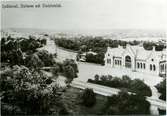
[104,44,167,76]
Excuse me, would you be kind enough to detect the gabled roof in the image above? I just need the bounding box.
[107,46,124,57]
[107,45,166,61]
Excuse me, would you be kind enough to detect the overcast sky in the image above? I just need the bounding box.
[1,0,167,31]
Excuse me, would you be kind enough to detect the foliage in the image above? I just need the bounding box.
[0,65,66,115]
[158,109,166,115]
[1,49,24,65]
[0,35,77,115]
[155,79,166,101]
[24,50,56,69]
[54,37,165,64]
[36,50,56,66]
[88,75,152,96]
[85,52,105,65]
[143,42,166,51]
[102,91,150,115]
[51,65,60,77]
[81,88,96,107]
[25,54,45,69]
[94,74,100,81]
[1,36,47,66]
[62,59,78,84]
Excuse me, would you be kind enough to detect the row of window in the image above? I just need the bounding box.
[137,63,156,71]
[115,60,122,65]
[150,64,156,71]
[107,59,157,72]
[137,62,145,69]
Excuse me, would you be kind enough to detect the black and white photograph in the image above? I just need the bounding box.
[0,0,166,115]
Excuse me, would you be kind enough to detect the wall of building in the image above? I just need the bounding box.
[104,47,166,76]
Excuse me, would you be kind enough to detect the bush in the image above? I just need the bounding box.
[102,91,150,115]
[155,79,166,101]
[94,74,100,81]
[88,75,152,96]
[36,50,55,66]
[62,59,78,84]
[0,65,67,115]
[1,36,47,66]
[81,88,96,107]
[85,52,105,65]
[129,79,152,96]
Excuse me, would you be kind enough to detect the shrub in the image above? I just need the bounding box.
[102,91,150,115]
[94,74,100,81]
[0,65,67,115]
[62,59,78,85]
[81,88,96,107]
[129,79,152,96]
[100,75,108,81]
[155,79,166,101]
[88,75,152,96]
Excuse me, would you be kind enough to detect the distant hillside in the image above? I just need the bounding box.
[2,28,166,39]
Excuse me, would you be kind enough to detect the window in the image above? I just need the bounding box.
[150,64,152,71]
[162,64,164,71]
[107,59,111,64]
[108,54,110,56]
[153,65,156,71]
[120,61,122,65]
[152,59,154,61]
[115,60,117,65]
[125,56,131,62]
[137,63,140,68]
[143,63,145,69]
[140,63,142,69]
[161,65,164,72]
[125,55,131,68]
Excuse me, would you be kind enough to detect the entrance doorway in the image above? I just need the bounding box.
[125,55,131,68]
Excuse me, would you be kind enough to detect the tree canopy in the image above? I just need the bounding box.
[102,91,150,115]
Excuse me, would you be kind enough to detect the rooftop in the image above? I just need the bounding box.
[107,44,166,61]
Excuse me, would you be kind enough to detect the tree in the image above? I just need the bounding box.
[88,75,152,96]
[130,79,152,96]
[94,74,100,81]
[0,65,67,115]
[62,59,78,85]
[64,65,75,85]
[100,75,107,81]
[63,59,78,74]
[51,64,60,77]
[25,54,44,69]
[102,91,150,115]
[155,79,166,101]
[36,50,55,66]
[81,88,96,107]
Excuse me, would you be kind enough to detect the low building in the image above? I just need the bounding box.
[104,44,167,76]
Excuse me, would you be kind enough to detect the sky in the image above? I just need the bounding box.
[1,0,167,31]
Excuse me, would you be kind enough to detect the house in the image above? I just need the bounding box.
[104,44,167,76]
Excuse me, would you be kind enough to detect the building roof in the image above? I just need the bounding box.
[107,45,166,61]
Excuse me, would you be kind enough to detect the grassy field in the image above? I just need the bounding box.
[61,87,107,115]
